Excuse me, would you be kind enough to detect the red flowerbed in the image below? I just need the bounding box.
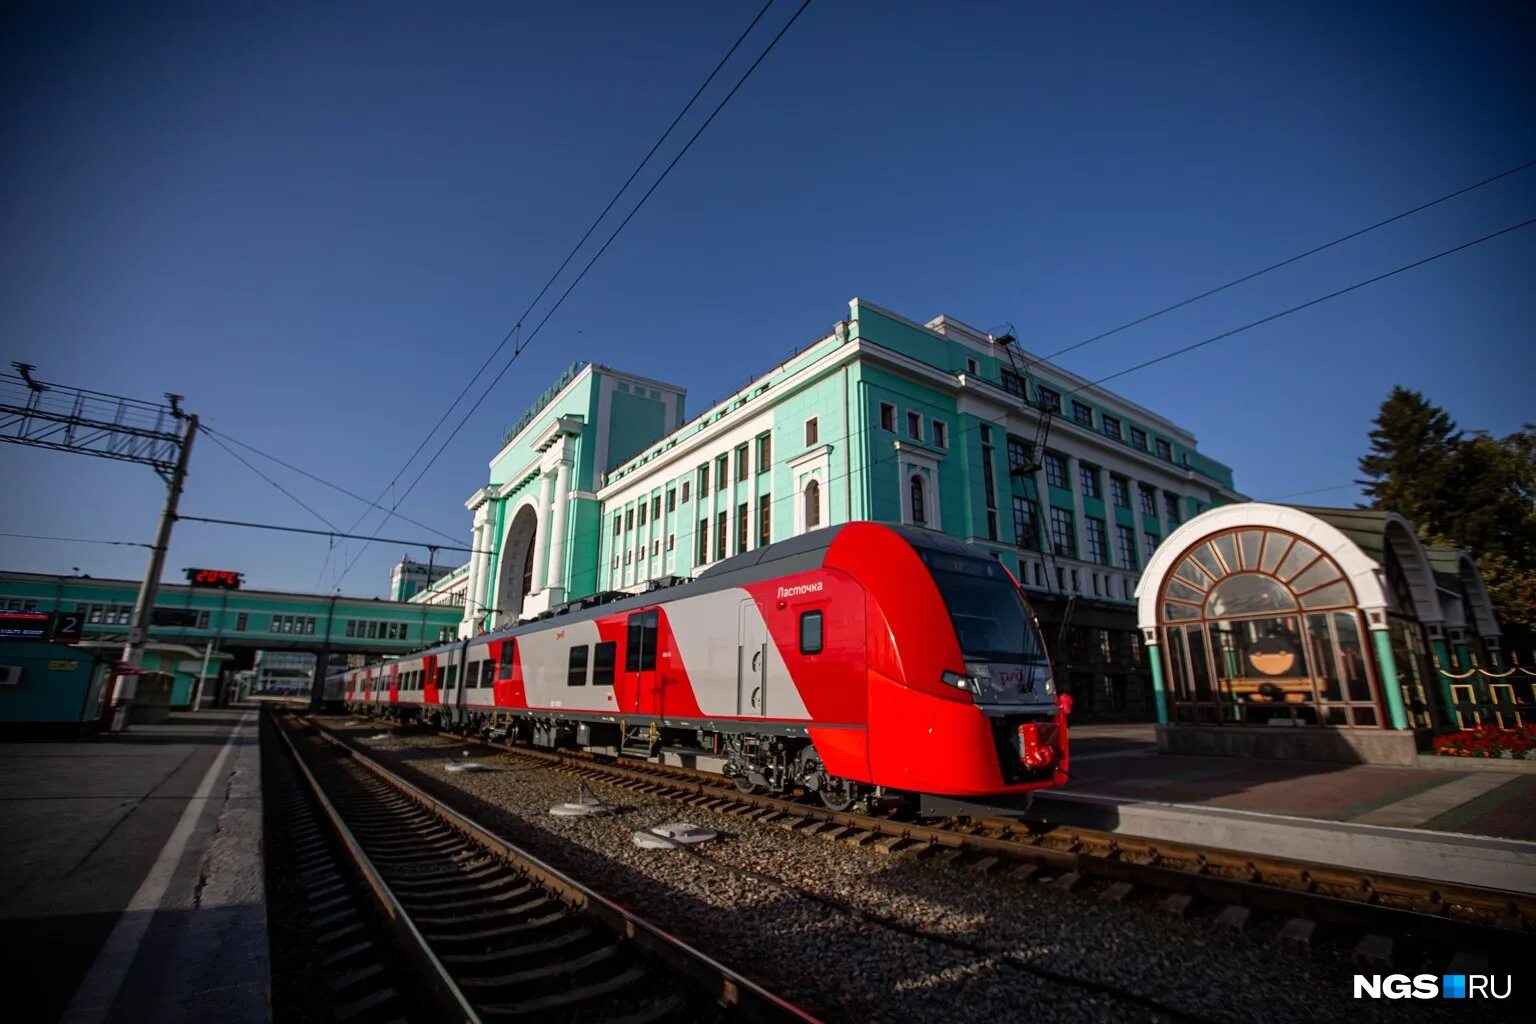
[1432,723,1536,758]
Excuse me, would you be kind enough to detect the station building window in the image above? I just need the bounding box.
[1071,401,1093,427]
[1130,426,1148,450]
[1159,528,1379,729]
[1049,508,1076,558]
[1044,452,1067,489]
[758,494,771,547]
[880,403,895,431]
[756,432,771,471]
[1080,464,1101,499]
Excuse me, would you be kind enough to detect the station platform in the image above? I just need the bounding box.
[1028,722,1536,894]
[0,708,266,1024]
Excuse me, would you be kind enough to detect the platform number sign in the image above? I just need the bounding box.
[52,610,83,644]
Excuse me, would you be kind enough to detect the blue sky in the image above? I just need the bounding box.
[3,0,1533,596]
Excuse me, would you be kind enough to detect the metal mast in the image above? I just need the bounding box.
[1,366,197,730]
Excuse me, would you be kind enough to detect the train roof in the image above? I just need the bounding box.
[337,523,989,672]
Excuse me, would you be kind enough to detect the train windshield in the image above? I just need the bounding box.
[921,552,1048,666]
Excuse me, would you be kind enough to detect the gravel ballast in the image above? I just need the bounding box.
[330,721,1508,1024]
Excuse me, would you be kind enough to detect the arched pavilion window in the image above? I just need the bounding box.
[804,479,821,531]
[1159,527,1381,729]
[910,475,926,525]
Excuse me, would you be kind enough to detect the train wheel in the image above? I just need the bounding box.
[732,773,762,795]
[818,776,858,812]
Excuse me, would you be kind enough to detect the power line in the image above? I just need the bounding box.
[203,429,340,532]
[334,0,818,588]
[1256,483,1362,501]
[201,424,460,544]
[355,0,781,531]
[1072,216,1536,391]
[479,213,1536,587]
[0,531,151,548]
[1039,157,1536,363]
[176,515,489,555]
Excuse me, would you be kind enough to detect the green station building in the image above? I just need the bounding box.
[415,297,1244,719]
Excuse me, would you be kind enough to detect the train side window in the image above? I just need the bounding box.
[625,609,659,671]
[480,660,495,688]
[568,645,590,686]
[499,640,515,675]
[445,665,457,691]
[799,611,824,655]
[593,641,616,686]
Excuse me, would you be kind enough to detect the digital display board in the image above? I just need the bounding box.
[0,611,52,642]
[186,568,241,589]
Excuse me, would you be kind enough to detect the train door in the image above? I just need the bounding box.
[738,599,768,717]
[625,609,660,713]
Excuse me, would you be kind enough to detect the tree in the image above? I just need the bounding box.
[1358,389,1536,643]
[1356,387,1461,538]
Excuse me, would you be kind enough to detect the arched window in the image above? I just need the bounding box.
[804,479,821,530]
[1157,527,1378,730]
[910,475,926,525]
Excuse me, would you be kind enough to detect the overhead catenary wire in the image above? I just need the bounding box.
[176,515,491,555]
[345,0,782,536]
[0,532,151,548]
[1037,157,1536,363]
[1070,216,1536,391]
[201,424,461,545]
[203,430,341,534]
[333,0,819,588]
[488,213,1536,588]
[180,201,1529,598]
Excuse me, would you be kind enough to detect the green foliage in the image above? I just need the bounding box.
[1358,387,1536,634]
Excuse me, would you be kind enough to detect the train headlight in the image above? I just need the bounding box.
[940,670,971,691]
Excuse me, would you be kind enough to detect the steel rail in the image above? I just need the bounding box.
[338,716,1534,962]
[285,713,821,1023]
[271,711,484,1022]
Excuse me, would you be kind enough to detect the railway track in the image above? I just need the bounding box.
[267,711,820,1023]
[331,714,1534,974]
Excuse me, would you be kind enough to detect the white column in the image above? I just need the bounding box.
[464,510,491,634]
[475,512,496,624]
[530,473,554,594]
[545,459,572,603]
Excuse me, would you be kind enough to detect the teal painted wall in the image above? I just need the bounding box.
[0,574,460,650]
[607,386,669,472]
[0,643,109,727]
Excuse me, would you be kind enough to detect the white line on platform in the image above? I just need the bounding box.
[60,711,254,1024]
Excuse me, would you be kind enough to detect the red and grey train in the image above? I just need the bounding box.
[331,522,1070,808]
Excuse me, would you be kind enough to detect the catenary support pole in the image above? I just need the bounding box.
[308,593,338,713]
[111,414,198,730]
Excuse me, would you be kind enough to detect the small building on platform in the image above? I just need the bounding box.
[0,642,113,737]
[1135,503,1513,764]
